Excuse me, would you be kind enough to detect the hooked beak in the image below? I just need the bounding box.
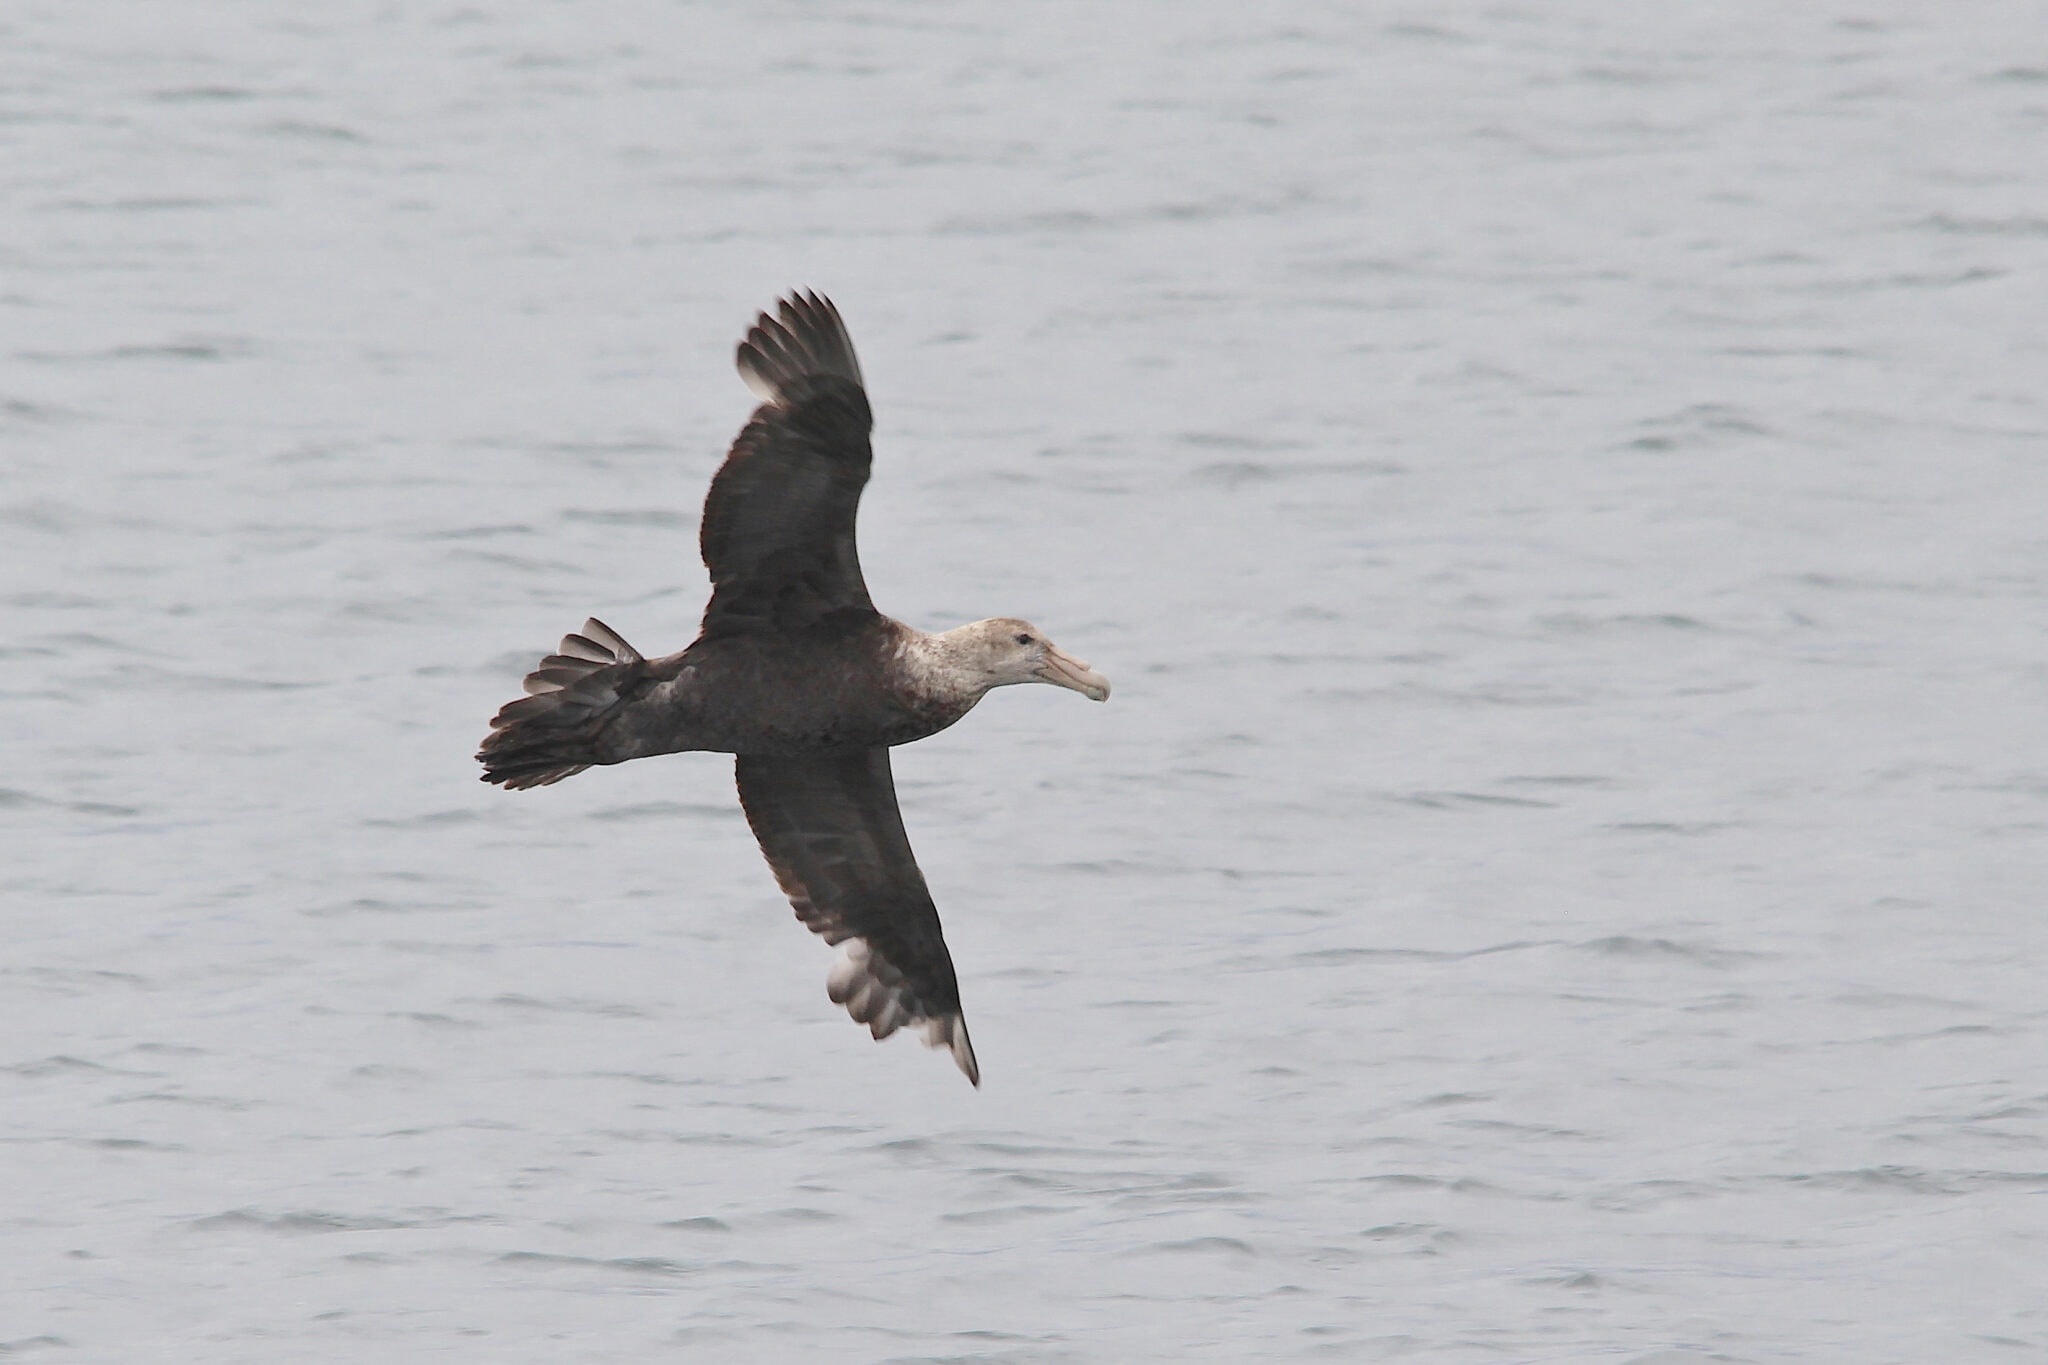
[1037,645,1111,702]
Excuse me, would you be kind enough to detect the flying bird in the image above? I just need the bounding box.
[477,292,1110,1085]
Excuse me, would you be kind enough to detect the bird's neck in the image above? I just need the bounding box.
[895,624,993,710]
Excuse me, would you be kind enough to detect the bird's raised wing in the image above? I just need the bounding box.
[698,292,876,638]
[734,748,979,1085]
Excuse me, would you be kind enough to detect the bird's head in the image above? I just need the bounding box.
[952,617,1111,702]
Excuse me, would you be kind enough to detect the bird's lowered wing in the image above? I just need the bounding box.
[734,747,979,1085]
[698,292,876,638]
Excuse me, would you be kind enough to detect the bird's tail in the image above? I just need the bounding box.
[478,618,646,790]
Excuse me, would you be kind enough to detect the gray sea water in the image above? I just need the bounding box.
[6,3,2047,1361]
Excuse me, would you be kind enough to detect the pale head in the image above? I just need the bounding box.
[929,617,1111,703]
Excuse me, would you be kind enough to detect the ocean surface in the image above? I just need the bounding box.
[5,3,2047,1361]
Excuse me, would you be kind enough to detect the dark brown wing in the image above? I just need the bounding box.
[735,748,979,1085]
[698,292,876,639]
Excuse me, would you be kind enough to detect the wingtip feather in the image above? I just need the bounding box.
[826,937,980,1086]
[943,1016,981,1087]
[732,290,863,407]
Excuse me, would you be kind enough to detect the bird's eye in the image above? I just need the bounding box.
[1014,633,1034,645]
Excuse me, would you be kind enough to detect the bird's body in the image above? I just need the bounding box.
[485,616,979,777]
[478,293,1109,1085]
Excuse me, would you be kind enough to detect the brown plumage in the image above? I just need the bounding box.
[477,293,1110,1085]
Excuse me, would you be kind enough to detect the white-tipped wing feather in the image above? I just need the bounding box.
[734,291,865,404]
[736,749,980,1085]
[827,938,978,1085]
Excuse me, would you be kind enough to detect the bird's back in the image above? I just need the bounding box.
[635,616,972,757]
